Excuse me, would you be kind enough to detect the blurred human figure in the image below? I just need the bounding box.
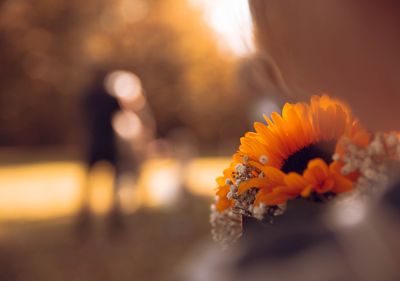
[77,70,123,238]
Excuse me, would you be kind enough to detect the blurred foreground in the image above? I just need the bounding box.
[0,203,209,281]
[0,149,228,281]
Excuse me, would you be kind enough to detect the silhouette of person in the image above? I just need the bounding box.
[83,71,120,170]
[76,70,123,238]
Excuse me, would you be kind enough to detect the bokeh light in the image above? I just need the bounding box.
[191,0,254,56]
[332,196,367,227]
[112,110,143,140]
[138,159,182,208]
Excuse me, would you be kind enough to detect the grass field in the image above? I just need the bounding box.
[0,200,211,281]
[0,151,226,280]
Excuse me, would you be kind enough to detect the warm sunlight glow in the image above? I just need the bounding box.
[184,157,231,196]
[191,0,254,56]
[0,162,83,220]
[88,161,115,215]
[118,174,142,214]
[0,157,230,221]
[138,159,182,208]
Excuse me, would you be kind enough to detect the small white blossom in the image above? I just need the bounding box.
[259,155,269,165]
[368,135,385,156]
[225,178,232,185]
[364,169,377,180]
[274,204,287,216]
[235,163,247,175]
[341,164,355,175]
[252,203,266,220]
[386,133,398,148]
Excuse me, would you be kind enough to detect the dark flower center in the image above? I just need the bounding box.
[281,140,336,174]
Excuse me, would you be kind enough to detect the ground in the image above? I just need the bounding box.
[0,197,211,281]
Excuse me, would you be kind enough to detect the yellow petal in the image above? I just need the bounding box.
[237,178,266,194]
[301,185,313,197]
[255,189,289,205]
[332,173,353,193]
[216,176,226,187]
[260,166,285,184]
[284,172,308,191]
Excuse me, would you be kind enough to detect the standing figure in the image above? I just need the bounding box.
[77,70,123,238]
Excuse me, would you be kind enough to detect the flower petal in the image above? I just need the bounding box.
[237,178,266,195]
[254,188,289,206]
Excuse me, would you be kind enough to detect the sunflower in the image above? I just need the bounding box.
[214,95,370,215]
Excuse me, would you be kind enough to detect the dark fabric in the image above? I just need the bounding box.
[383,179,400,216]
[83,79,120,166]
[238,199,334,268]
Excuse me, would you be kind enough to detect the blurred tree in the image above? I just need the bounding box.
[0,0,250,152]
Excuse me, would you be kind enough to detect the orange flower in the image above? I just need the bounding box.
[234,95,353,169]
[215,177,232,212]
[214,95,368,212]
[301,158,353,197]
[252,159,353,206]
[335,120,371,158]
[252,170,304,205]
[238,166,285,195]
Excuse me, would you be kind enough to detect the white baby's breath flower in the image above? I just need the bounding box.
[259,155,269,165]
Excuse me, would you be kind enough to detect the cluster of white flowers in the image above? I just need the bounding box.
[211,154,289,245]
[211,132,400,245]
[336,132,400,194]
[218,160,259,215]
[252,203,286,220]
[210,205,242,248]
[252,203,267,220]
[222,155,284,219]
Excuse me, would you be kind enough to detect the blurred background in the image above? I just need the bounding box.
[0,0,282,280]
